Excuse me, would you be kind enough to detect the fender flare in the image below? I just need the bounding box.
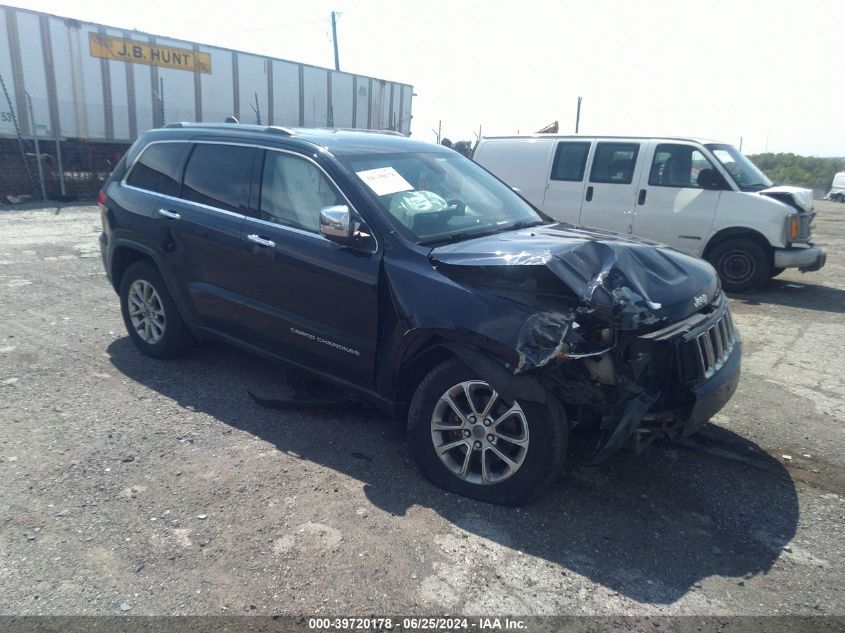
[111,237,192,324]
[440,342,549,404]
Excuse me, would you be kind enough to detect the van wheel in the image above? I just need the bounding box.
[408,358,567,505]
[707,238,771,293]
[119,260,191,359]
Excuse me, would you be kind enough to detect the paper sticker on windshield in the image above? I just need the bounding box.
[356,167,414,196]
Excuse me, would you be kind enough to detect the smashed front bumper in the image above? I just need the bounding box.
[590,296,742,464]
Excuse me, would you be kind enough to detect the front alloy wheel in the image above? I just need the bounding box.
[431,381,529,485]
[409,359,567,505]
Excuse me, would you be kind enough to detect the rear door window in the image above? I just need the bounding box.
[550,142,590,181]
[125,142,189,196]
[182,143,255,213]
[589,142,639,184]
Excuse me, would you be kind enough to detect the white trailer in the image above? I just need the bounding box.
[0,5,413,142]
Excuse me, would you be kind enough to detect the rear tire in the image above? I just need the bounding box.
[119,260,191,359]
[408,358,567,505]
[707,237,771,293]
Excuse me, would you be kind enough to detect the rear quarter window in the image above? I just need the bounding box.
[125,142,190,196]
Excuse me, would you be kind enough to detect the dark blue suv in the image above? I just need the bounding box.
[99,123,741,504]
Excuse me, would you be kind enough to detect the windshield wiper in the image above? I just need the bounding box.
[419,231,485,246]
[500,220,548,232]
[419,220,548,247]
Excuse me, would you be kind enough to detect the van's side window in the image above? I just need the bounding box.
[182,144,254,212]
[551,142,590,182]
[589,143,639,184]
[649,144,714,189]
[125,142,189,196]
[259,151,345,233]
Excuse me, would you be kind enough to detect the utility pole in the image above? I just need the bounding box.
[331,11,340,71]
[739,136,743,152]
[575,96,582,134]
[431,120,441,144]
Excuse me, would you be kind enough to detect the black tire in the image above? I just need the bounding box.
[119,260,192,359]
[706,237,771,293]
[408,358,567,505]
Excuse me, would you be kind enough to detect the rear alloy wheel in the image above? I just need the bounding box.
[409,359,566,504]
[127,279,166,345]
[707,237,770,293]
[119,260,192,359]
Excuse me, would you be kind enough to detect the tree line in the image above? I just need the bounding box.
[749,153,845,193]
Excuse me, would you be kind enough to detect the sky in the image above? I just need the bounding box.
[10,0,844,156]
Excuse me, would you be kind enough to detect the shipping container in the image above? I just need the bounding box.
[0,5,413,140]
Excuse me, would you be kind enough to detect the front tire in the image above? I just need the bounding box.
[119,260,191,359]
[408,358,567,505]
[707,237,771,293]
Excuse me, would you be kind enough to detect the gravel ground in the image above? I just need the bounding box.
[0,200,843,617]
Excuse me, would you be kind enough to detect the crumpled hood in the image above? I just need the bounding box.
[430,223,718,329]
[760,185,814,213]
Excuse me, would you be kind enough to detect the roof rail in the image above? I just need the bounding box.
[162,122,294,136]
[263,125,295,136]
[335,127,404,137]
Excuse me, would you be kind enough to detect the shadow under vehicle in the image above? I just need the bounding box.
[108,337,798,604]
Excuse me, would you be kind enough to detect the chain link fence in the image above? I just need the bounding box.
[0,136,130,202]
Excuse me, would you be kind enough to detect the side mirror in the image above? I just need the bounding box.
[319,205,353,241]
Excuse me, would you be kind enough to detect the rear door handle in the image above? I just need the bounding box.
[158,208,181,219]
[585,185,594,202]
[637,189,647,205]
[247,234,276,248]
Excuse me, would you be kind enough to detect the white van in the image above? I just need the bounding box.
[473,136,826,292]
[825,171,845,202]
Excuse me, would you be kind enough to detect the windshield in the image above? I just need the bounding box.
[705,144,772,191]
[339,151,545,244]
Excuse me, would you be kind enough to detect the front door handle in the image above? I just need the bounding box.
[585,185,594,202]
[158,208,181,219]
[247,234,276,248]
[637,188,647,205]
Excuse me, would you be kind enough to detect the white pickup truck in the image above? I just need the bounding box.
[473,136,826,292]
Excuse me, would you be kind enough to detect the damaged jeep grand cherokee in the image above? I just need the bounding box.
[100,123,741,505]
